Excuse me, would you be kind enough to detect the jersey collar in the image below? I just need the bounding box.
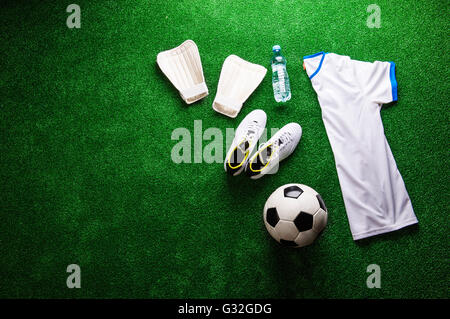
[303,51,327,79]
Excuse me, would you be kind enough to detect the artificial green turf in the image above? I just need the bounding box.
[0,0,448,298]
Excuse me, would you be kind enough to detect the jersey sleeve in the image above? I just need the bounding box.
[352,59,398,104]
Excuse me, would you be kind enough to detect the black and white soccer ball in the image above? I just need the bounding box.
[263,183,328,247]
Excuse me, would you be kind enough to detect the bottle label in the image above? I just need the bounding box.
[273,65,286,93]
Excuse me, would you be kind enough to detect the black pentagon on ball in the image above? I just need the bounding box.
[294,212,314,232]
[316,194,327,211]
[280,239,298,247]
[283,185,303,199]
[266,207,280,227]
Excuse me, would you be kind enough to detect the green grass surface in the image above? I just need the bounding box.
[0,0,448,298]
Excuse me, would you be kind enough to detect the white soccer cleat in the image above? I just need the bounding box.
[246,123,302,179]
[224,109,267,176]
[213,55,267,118]
[157,40,208,104]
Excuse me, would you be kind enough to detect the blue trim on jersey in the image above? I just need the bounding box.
[303,51,325,60]
[389,61,398,101]
[303,51,326,79]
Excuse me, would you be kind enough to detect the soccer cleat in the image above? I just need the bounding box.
[246,122,302,179]
[224,109,267,176]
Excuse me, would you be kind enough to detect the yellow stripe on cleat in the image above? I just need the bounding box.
[249,144,277,173]
[227,139,250,169]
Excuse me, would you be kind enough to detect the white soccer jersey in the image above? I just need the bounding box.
[304,52,418,240]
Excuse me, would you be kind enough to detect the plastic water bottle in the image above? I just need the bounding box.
[271,45,291,103]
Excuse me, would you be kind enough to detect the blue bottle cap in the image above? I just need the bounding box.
[272,45,281,52]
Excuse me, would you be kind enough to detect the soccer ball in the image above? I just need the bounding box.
[263,183,328,247]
